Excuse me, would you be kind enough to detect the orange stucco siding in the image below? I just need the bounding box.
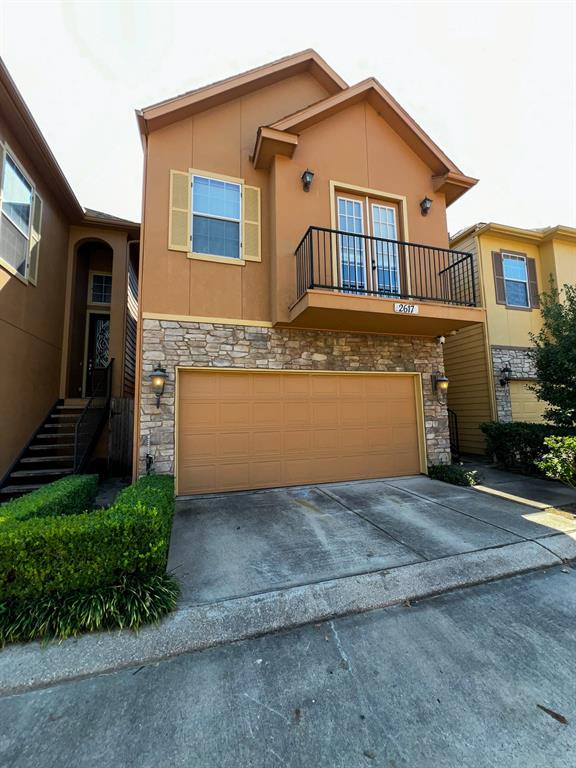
[141,78,451,326]
[0,112,70,476]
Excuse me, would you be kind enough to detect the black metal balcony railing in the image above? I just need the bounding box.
[295,226,477,307]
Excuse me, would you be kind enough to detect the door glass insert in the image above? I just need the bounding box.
[371,204,400,295]
[337,197,366,291]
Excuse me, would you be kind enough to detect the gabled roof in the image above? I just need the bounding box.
[0,57,84,221]
[83,208,140,232]
[451,222,576,248]
[259,78,477,204]
[137,49,347,134]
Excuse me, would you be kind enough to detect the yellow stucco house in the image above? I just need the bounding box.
[444,222,576,455]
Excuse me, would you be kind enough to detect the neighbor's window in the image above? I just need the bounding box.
[502,253,529,308]
[1,153,33,277]
[191,175,241,259]
[91,273,112,305]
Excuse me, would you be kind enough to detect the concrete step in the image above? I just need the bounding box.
[10,468,74,478]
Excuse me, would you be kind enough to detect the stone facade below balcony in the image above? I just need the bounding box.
[139,319,451,478]
[491,345,538,422]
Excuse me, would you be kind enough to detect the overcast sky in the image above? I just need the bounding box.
[0,0,574,235]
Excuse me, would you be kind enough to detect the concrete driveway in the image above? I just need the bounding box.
[169,473,576,605]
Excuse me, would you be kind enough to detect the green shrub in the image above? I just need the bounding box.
[480,421,576,473]
[428,464,479,487]
[0,572,179,645]
[0,474,175,603]
[0,475,98,524]
[535,436,576,487]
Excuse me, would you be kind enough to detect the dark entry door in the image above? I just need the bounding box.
[85,312,110,396]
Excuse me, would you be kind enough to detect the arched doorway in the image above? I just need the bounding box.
[67,239,114,398]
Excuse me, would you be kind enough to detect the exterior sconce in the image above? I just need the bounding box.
[420,197,433,216]
[150,365,167,408]
[432,371,449,404]
[301,169,314,192]
[499,365,512,387]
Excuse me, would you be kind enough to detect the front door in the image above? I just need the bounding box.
[85,312,110,396]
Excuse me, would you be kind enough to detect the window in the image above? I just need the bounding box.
[1,151,33,278]
[191,175,241,259]
[503,253,529,307]
[90,273,112,305]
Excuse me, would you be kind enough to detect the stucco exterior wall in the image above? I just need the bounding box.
[139,320,450,484]
[0,114,69,477]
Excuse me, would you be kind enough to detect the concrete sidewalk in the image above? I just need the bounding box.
[1,472,575,695]
[2,567,575,768]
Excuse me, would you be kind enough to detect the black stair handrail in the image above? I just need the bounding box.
[0,398,61,491]
[73,359,114,472]
[447,408,460,459]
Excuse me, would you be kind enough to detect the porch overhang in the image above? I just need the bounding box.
[285,289,486,336]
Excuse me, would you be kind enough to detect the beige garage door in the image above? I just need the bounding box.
[510,381,546,423]
[177,370,422,495]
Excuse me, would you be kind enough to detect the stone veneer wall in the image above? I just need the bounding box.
[139,319,451,477]
[491,345,538,422]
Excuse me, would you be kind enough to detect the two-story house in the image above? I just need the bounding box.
[445,221,576,454]
[135,50,484,495]
[0,58,140,497]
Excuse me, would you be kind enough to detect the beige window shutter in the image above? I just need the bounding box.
[492,251,506,304]
[526,257,540,308]
[28,192,43,285]
[243,185,261,262]
[169,170,190,252]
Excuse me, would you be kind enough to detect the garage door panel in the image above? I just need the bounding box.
[177,371,421,494]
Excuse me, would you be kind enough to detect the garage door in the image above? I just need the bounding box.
[510,380,546,423]
[177,370,422,495]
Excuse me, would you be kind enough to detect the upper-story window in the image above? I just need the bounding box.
[191,175,241,260]
[90,272,112,305]
[502,253,529,308]
[0,145,43,284]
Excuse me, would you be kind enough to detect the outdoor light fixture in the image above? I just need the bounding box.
[499,365,512,387]
[301,169,314,192]
[420,197,433,216]
[432,371,449,404]
[150,365,167,408]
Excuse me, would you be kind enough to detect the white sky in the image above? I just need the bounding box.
[0,0,574,236]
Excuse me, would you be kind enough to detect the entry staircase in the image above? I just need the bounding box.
[0,361,113,501]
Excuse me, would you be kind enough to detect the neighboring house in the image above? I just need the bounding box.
[134,49,484,496]
[445,222,576,454]
[0,59,140,497]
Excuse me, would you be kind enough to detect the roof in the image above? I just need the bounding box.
[83,208,140,231]
[0,57,83,221]
[137,49,347,134]
[137,50,477,206]
[451,222,576,247]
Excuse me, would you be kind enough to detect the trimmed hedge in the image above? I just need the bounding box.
[428,464,479,487]
[0,475,175,603]
[0,475,98,524]
[480,421,576,474]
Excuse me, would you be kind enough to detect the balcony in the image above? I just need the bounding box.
[288,227,485,335]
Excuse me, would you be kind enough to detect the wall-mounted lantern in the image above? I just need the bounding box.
[301,169,315,192]
[499,365,512,387]
[420,197,433,216]
[150,365,167,408]
[432,371,449,404]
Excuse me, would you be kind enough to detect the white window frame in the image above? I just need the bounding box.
[502,252,530,308]
[88,271,113,306]
[190,173,242,262]
[337,195,367,291]
[0,144,35,283]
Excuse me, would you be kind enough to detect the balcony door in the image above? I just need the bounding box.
[336,194,401,295]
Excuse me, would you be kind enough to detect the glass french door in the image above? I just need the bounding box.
[337,195,401,295]
[337,197,366,291]
[371,203,400,295]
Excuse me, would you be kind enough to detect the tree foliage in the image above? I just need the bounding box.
[530,283,576,427]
